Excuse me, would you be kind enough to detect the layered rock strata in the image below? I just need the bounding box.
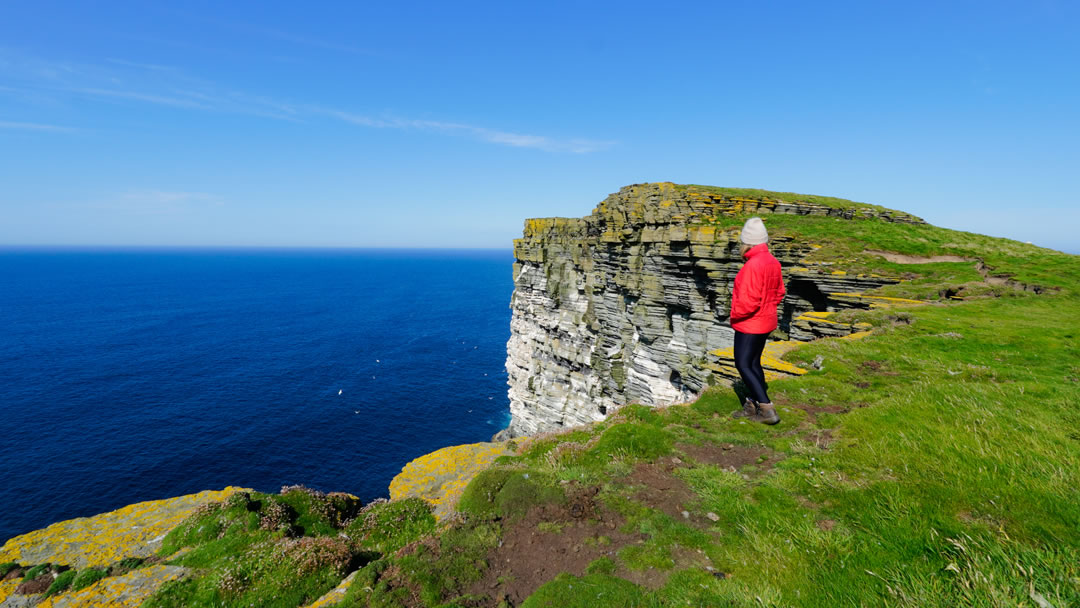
[505,182,921,437]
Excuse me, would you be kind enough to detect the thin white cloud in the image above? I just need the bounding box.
[0,120,75,132]
[239,24,380,57]
[1,49,611,153]
[69,87,211,109]
[105,58,179,72]
[317,109,614,153]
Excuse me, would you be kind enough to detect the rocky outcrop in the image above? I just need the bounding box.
[389,442,513,520]
[0,488,246,570]
[504,182,921,437]
[30,565,187,608]
[0,488,245,608]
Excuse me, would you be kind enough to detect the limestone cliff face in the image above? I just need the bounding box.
[504,182,923,437]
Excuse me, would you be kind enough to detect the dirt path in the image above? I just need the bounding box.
[865,250,974,264]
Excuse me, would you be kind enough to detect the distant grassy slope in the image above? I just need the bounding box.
[339,253,1080,606]
[700,213,1079,299]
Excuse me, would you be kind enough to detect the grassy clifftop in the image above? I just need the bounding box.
[329,292,1078,607]
[674,183,897,212]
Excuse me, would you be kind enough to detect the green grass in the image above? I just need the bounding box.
[457,469,565,521]
[22,563,50,580]
[341,521,503,608]
[143,489,429,608]
[116,556,148,571]
[0,562,18,577]
[585,557,616,576]
[674,183,893,212]
[70,567,109,591]
[520,572,647,607]
[44,569,76,596]
[337,280,1079,606]
[344,497,436,554]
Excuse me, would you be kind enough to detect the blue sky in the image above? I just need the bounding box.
[1,1,1077,251]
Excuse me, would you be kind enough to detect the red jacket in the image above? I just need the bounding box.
[730,243,786,334]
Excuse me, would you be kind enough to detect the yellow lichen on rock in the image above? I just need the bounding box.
[828,292,925,307]
[795,311,842,324]
[838,330,874,341]
[303,570,359,608]
[36,564,188,608]
[389,442,512,520]
[0,487,248,569]
[708,340,809,382]
[0,579,20,604]
[688,225,716,243]
[791,310,874,340]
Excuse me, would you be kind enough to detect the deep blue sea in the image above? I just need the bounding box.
[0,248,513,544]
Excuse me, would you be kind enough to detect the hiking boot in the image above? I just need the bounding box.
[731,397,759,419]
[752,403,781,425]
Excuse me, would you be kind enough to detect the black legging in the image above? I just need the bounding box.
[734,330,770,404]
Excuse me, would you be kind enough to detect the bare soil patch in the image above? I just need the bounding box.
[676,442,771,472]
[627,462,700,525]
[16,573,52,595]
[467,484,641,607]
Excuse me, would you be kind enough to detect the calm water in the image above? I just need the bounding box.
[0,248,513,543]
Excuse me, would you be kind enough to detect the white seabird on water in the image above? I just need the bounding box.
[338,389,343,395]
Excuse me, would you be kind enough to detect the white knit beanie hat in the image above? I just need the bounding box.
[740,217,768,245]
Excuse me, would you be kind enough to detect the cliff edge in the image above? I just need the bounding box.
[505,182,926,437]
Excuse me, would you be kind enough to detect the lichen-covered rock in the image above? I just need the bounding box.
[705,340,809,383]
[0,487,247,570]
[389,442,512,520]
[790,311,874,341]
[0,592,40,608]
[505,183,919,436]
[0,581,23,608]
[826,292,926,309]
[303,570,358,608]
[32,565,187,608]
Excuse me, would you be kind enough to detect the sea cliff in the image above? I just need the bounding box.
[504,182,922,437]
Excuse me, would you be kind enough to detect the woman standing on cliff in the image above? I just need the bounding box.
[730,217,786,425]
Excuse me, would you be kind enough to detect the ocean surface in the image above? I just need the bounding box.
[0,248,514,544]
